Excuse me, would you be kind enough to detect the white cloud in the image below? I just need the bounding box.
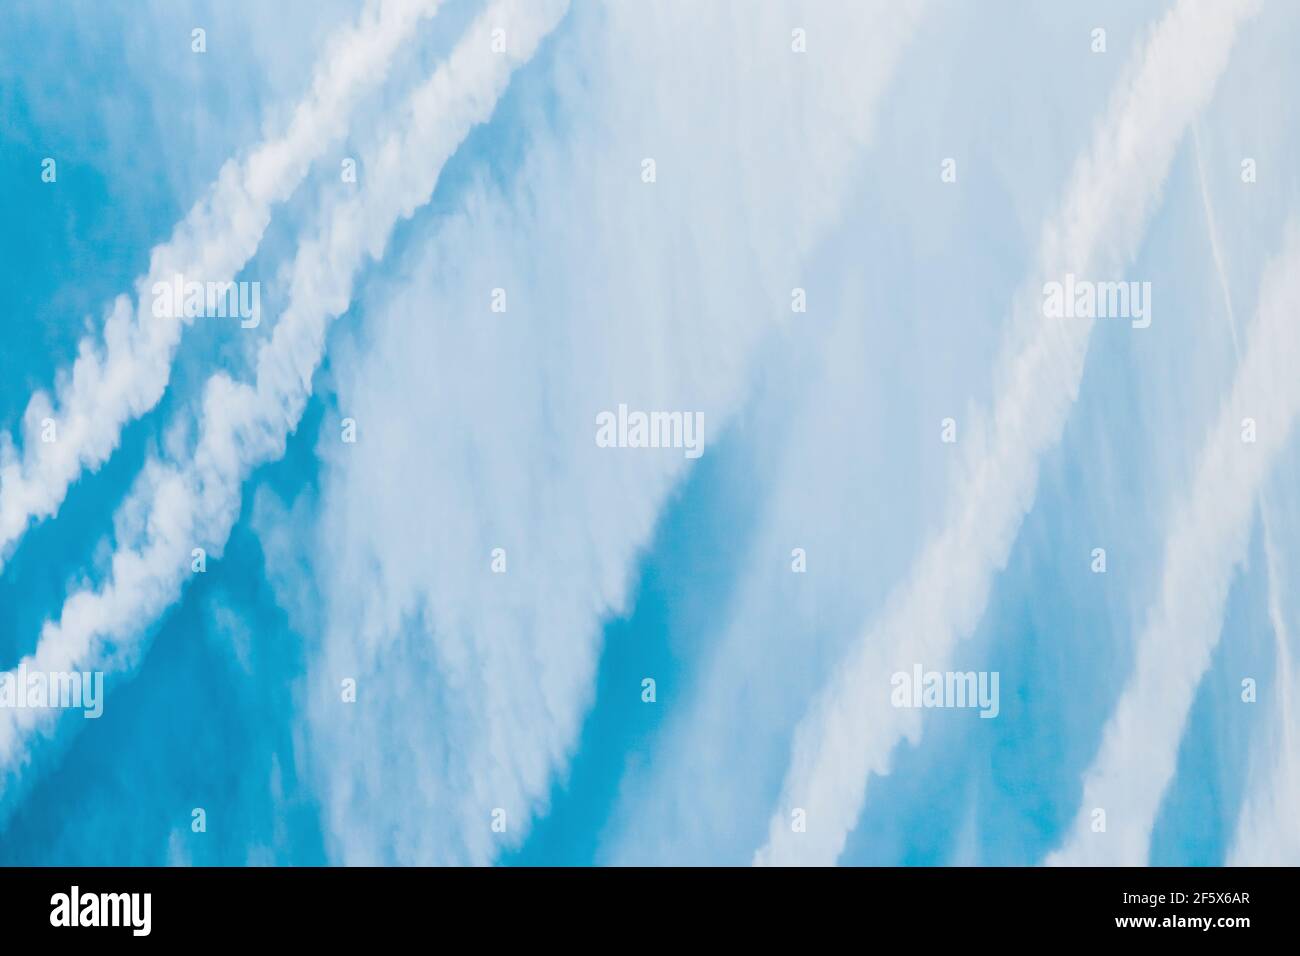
[1228,464,1300,865]
[1194,115,1300,867]
[596,0,1170,867]
[290,0,926,864]
[1048,224,1300,865]
[0,0,569,799]
[754,0,1260,867]
[0,0,442,568]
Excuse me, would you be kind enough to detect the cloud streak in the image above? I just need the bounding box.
[754,0,1259,867]
[1227,486,1300,864]
[0,0,569,794]
[0,0,441,569]
[292,0,926,865]
[1049,223,1300,865]
[1192,120,1299,867]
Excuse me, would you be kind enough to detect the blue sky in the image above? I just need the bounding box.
[1,0,1298,866]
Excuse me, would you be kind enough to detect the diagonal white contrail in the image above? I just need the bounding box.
[1048,130,1300,867]
[1194,122,1297,867]
[1048,223,1300,866]
[755,0,1260,867]
[0,0,570,796]
[0,0,443,570]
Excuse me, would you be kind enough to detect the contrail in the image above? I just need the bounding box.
[1047,131,1299,866]
[1195,121,1296,865]
[754,0,1259,867]
[1227,520,1300,864]
[0,0,570,794]
[0,0,443,570]
[1047,224,1300,865]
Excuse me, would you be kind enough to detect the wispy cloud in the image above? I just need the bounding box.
[6,0,1294,869]
[1048,223,1300,865]
[596,0,1155,867]
[1228,464,1300,864]
[289,0,926,865]
[755,0,1259,867]
[0,0,568,797]
[0,0,441,569]
[1193,119,1299,867]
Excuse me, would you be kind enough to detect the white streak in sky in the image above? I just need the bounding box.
[755,0,1259,867]
[1194,123,1298,866]
[0,0,569,792]
[1047,130,1298,866]
[1048,223,1300,865]
[296,0,927,865]
[0,0,442,569]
